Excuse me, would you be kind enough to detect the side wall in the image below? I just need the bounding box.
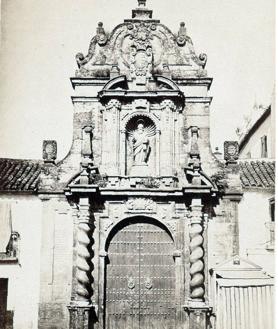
[208,197,240,268]
[38,196,74,329]
[0,195,42,329]
[240,116,273,159]
[238,189,274,275]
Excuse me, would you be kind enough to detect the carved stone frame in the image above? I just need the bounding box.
[121,110,160,176]
[97,213,186,329]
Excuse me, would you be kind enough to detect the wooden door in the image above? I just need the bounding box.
[106,221,176,329]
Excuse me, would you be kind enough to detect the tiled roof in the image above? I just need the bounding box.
[0,158,42,192]
[239,160,275,189]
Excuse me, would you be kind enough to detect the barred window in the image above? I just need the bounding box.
[261,135,268,158]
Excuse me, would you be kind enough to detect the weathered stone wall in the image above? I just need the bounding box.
[208,197,240,268]
[187,102,221,171]
[38,196,73,329]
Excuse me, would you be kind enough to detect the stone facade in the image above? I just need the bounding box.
[0,1,274,329]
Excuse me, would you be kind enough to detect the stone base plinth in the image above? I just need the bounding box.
[130,163,150,176]
[68,302,94,329]
[184,301,213,329]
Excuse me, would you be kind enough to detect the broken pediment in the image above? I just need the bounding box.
[75,2,207,81]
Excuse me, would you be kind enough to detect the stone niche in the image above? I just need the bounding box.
[125,113,157,176]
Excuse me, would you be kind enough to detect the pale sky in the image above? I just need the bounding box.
[0,0,275,160]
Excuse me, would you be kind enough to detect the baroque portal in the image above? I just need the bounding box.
[35,1,246,329]
[0,1,274,329]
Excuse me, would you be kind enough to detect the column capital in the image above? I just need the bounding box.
[105,99,121,110]
[160,99,176,111]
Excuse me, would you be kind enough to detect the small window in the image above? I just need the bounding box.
[270,197,275,222]
[261,135,268,158]
[0,278,13,328]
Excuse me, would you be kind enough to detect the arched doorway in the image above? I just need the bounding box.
[105,218,176,329]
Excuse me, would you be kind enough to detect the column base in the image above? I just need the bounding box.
[68,302,95,329]
[184,301,213,329]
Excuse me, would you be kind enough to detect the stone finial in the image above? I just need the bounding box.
[132,0,152,19]
[224,141,239,164]
[138,0,146,7]
[43,140,57,163]
[177,22,187,46]
[110,65,120,79]
[96,22,107,46]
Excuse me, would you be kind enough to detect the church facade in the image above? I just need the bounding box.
[0,1,274,329]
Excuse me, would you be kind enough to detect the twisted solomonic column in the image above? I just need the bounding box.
[76,197,93,304]
[189,199,205,300]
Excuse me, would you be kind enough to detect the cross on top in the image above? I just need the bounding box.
[138,0,146,7]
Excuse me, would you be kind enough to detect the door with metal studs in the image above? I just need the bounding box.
[106,220,176,329]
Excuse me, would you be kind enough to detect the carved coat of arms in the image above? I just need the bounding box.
[126,198,155,212]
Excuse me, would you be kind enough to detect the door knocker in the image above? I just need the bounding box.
[145,278,152,289]
[128,277,135,289]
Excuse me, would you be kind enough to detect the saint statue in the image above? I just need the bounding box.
[132,120,150,164]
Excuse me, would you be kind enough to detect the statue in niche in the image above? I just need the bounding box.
[127,118,156,175]
[132,120,150,164]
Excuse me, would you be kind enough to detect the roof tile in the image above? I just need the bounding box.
[239,160,275,189]
[0,159,42,192]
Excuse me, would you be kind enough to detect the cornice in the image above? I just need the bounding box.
[71,96,99,104]
[173,77,213,90]
[98,89,184,99]
[70,77,110,89]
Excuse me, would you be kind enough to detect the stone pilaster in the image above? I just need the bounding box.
[103,99,121,175]
[160,99,176,175]
[68,197,94,329]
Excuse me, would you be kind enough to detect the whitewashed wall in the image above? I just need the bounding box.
[239,115,273,159]
[238,190,274,275]
[0,195,42,329]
